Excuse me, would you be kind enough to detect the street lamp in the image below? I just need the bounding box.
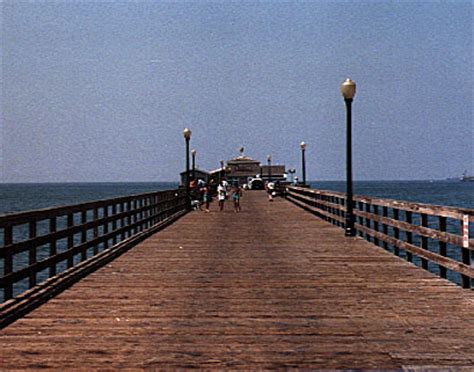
[183,128,192,209]
[267,155,272,182]
[220,159,225,181]
[341,78,356,236]
[300,142,306,186]
[191,149,196,181]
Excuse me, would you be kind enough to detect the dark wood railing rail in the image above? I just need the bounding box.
[0,188,187,303]
[285,186,474,289]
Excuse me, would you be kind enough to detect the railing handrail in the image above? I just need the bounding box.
[1,188,188,303]
[285,186,473,289]
[0,189,179,227]
[288,186,474,220]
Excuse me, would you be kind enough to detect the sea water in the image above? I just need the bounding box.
[0,180,471,216]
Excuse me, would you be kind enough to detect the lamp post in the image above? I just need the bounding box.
[191,149,196,181]
[183,128,192,209]
[220,159,225,181]
[341,78,356,236]
[267,155,272,182]
[300,142,306,186]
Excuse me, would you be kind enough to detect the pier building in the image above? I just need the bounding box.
[181,149,287,186]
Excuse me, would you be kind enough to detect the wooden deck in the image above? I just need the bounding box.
[1,191,473,369]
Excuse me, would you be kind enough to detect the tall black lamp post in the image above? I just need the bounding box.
[267,155,272,182]
[183,128,192,209]
[300,141,306,186]
[341,78,356,236]
[191,149,196,181]
[220,159,225,181]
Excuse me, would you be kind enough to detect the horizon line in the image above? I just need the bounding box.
[0,179,460,185]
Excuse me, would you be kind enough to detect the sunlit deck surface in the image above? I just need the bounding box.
[1,191,473,369]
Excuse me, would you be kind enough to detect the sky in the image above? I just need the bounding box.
[1,0,472,182]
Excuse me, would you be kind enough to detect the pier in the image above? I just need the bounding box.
[1,189,473,369]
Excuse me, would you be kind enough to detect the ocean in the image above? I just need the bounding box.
[310,180,473,209]
[0,182,179,215]
[0,180,471,216]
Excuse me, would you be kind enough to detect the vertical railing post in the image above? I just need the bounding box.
[461,215,471,289]
[382,206,389,250]
[405,211,413,262]
[67,213,74,268]
[439,216,447,279]
[50,217,57,276]
[121,202,127,241]
[103,206,109,249]
[420,214,429,270]
[133,199,138,234]
[127,200,133,237]
[373,205,379,246]
[112,204,117,245]
[358,201,364,237]
[29,221,37,288]
[139,198,144,231]
[81,211,87,261]
[365,203,371,242]
[93,207,99,254]
[393,208,400,256]
[4,225,13,300]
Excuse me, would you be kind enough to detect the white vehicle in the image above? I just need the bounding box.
[248,177,265,190]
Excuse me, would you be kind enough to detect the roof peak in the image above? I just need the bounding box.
[229,155,258,162]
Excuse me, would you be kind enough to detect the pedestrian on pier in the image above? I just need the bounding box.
[202,185,210,213]
[232,184,242,212]
[266,181,275,202]
[217,181,227,211]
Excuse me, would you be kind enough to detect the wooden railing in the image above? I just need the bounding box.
[0,189,187,303]
[285,186,474,289]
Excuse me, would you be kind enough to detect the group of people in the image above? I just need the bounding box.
[191,179,242,213]
[217,180,242,212]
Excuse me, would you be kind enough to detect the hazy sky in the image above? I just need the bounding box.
[1,1,472,182]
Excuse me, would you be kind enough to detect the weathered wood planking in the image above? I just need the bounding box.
[1,191,473,369]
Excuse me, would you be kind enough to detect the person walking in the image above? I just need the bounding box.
[232,184,243,212]
[202,184,210,213]
[266,181,275,202]
[217,181,227,211]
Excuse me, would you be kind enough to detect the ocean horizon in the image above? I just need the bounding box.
[0,180,472,216]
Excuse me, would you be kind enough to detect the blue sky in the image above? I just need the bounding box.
[1,1,472,182]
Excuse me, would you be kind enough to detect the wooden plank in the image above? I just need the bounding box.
[1,192,473,369]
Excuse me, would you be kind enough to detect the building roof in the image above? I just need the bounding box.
[209,167,225,175]
[227,155,260,164]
